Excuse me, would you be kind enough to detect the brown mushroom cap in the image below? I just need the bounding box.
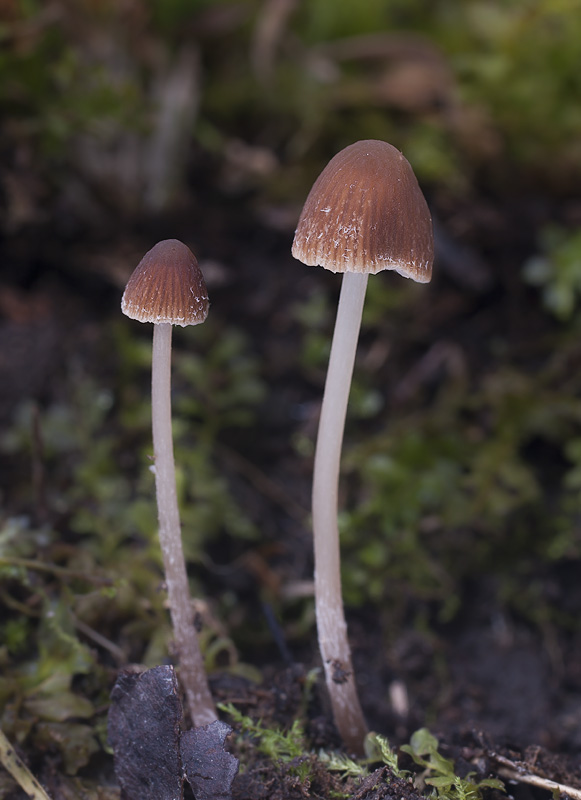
[122,239,209,326]
[292,139,433,282]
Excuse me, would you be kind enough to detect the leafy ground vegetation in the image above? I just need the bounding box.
[1,0,581,797]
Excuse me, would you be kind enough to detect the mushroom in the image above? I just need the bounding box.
[292,140,433,753]
[122,238,217,726]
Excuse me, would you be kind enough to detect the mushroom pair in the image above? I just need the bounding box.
[120,140,433,750]
[292,140,434,753]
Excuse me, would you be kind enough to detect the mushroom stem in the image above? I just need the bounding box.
[312,270,369,754]
[151,322,217,726]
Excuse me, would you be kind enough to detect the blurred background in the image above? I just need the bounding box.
[1,0,581,787]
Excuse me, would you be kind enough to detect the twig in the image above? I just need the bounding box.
[0,729,53,800]
[71,614,127,665]
[0,556,112,586]
[313,32,447,64]
[217,442,308,524]
[490,752,581,800]
[251,0,298,83]
[0,590,41,616]
[30,403,49,525]
[144,46,200,212]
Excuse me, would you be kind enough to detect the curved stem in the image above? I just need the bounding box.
[312,270,369,754]
[151,322,217,726]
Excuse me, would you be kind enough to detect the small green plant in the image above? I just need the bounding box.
[523,226,581,321]
[219,702,306,762]
[401,728,504,800]
[218,702,312,781]
[220,711,505,800]
[365,731,410,778]
[0,5,143,162]
[319,730,408,781]
[318,749,367,780]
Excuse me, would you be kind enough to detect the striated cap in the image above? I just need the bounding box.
[292,140,433,282]
[122,239,209,327]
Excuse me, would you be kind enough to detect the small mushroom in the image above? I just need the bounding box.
[292,140,433,753]
[122,238,217,726]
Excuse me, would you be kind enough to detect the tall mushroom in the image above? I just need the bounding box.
[292,140,433,753]
[122,238,217,726]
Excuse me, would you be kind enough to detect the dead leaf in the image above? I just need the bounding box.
[180,720,239,800]
[108,666,183,800]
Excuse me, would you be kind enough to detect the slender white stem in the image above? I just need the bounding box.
[151,322,216,726]
[312,270,369,754]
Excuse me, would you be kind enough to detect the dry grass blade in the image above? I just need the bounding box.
[491,752,581,800]
[0,729,53,800]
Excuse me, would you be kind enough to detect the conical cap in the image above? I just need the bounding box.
[122,239,209,326]
[292,140,433,282]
